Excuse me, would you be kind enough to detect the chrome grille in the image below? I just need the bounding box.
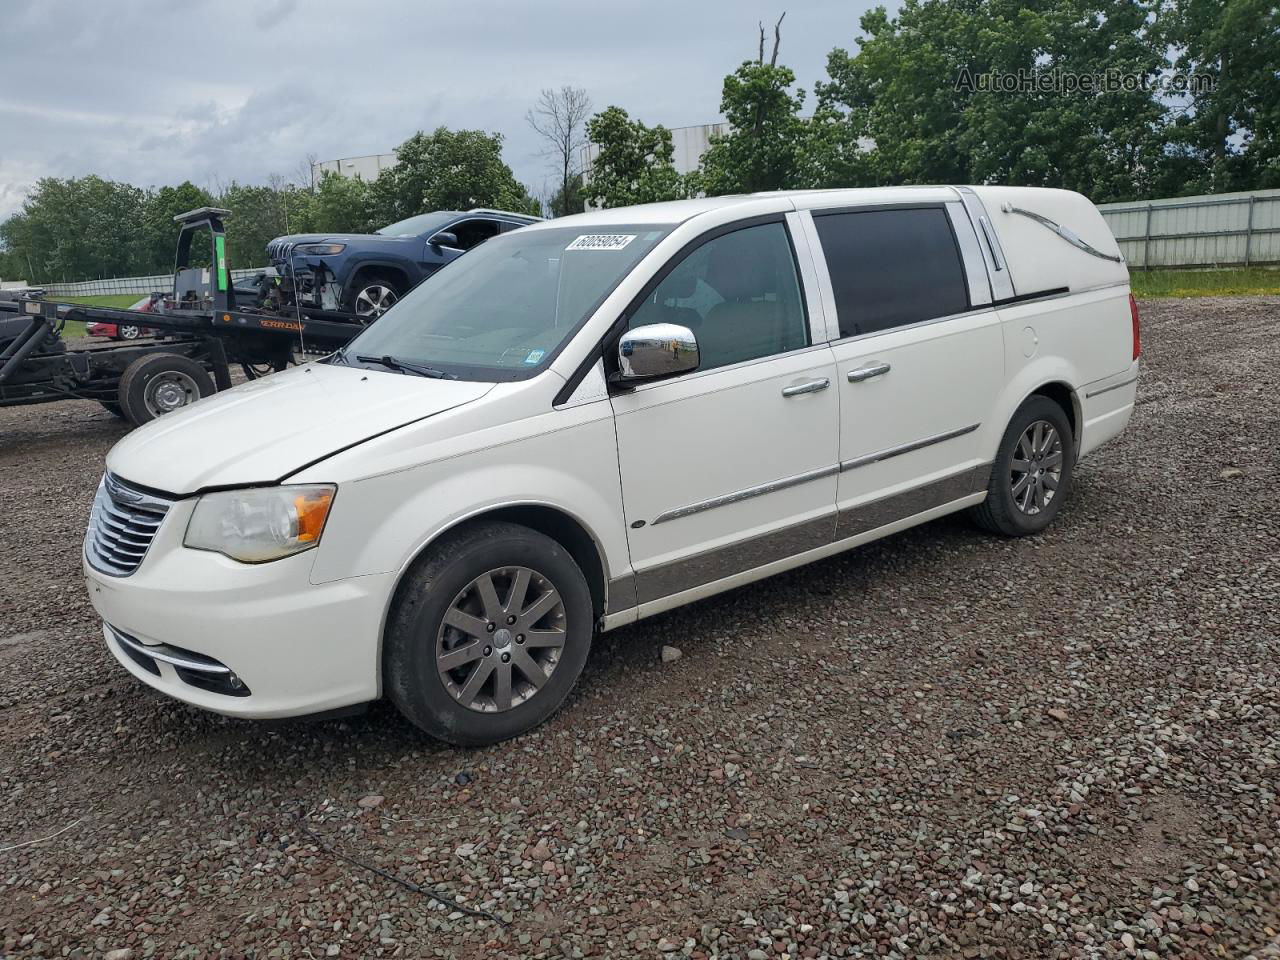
[86,474,172,577]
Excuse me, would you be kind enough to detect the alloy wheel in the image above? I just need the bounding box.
[353,283,397,320]
[1010,420,1063,515]
[435,566,567,713]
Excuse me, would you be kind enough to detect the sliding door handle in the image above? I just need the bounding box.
[847,362,891,383]
[781,377,831,397]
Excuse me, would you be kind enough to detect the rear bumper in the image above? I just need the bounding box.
[84,528,396,719]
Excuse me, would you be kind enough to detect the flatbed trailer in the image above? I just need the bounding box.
[0,208,371,425]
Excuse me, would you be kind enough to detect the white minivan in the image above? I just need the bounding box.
[84,186,1140,745]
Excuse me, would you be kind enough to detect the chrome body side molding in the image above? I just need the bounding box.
[610,463,991,615]
[650,464,840,526]
[840,424,980,472]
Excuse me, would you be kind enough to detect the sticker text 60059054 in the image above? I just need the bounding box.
[566,234,636,251]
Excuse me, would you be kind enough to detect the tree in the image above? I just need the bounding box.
[142,181,216,272]
[699,14,811,194]
[581,107,688,208]
[527,86,593,217]
[817,0,1172,203]
[1159,0,1280,192]
[547,173,586,218]
[311,170,375,233]
[370,127,540,224]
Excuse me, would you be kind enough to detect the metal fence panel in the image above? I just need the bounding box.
[41,267,273,299]
[1099,189,1280,268]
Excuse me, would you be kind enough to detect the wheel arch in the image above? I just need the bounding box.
[346,259,412,295]
[987,357,1085,461]
[1027,380,1081,453]
[383,501,611,647]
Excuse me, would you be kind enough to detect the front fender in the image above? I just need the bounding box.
[304,402,629,592]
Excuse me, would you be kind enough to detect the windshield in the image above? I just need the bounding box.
[376,212,455,237]
[341,224,672,381]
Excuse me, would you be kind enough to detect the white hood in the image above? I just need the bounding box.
[106,362,494,494]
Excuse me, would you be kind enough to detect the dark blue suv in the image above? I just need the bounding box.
[265,208,541,319]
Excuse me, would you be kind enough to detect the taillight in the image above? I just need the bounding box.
[1129,293,1141,361]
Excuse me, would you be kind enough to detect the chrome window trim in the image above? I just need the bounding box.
[955,187,1016,301]
[840,423,980,472]
[825,305,997,349]
[946,201,993,307]
[785,210,835,346]
[791,210,841,343]
[651,463,840,525]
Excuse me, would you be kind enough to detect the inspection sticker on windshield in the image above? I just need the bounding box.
[566,234,636,251]
[524,349,546,365]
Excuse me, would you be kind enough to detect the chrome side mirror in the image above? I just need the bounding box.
[617,323,699,382]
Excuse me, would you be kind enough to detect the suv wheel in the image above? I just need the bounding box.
[351,280,399,320]
[970,395,1076,537]
[384,521,593,746]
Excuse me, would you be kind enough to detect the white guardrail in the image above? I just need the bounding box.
[38,267,273,298]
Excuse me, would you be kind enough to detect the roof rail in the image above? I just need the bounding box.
[466,207,546,221]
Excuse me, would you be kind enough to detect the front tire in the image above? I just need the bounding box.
[970,395,1075,537]
[384,521,593,746]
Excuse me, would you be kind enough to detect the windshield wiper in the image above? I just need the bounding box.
[356,354,457,380]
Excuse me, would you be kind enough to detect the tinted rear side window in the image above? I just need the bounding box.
[814,207,969,338]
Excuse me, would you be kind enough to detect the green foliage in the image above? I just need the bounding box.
[370,127,539,222]
[548,173,586,218]
[143,182,215,271]
[1129,266,1280,297]
[699,59,808,194]
[1159,0,1280,193]
[0,126,539,283]
[312,170,376,233]
[815,0,1173,202]
[581,107,688,208]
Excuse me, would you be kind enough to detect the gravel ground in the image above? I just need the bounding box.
[1,297,1277,960]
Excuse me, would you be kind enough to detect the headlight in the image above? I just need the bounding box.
[294,243,346,256]
[184,485,336,563]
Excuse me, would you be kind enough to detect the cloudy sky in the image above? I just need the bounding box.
[1,0,888,221]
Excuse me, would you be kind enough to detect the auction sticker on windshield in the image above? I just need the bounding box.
[566,234,636,251]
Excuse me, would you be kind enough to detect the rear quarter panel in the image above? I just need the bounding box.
[971,186,1135,460]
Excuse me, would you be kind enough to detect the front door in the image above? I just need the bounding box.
[609,220,840,607]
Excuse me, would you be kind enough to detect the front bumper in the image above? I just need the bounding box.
[84,500,396,718]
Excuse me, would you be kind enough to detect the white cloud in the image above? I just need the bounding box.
[0,0,882,220]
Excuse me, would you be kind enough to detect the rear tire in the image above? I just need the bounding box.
[970,395,1075,537]
[117,353,216,426]
[384,521,593,746]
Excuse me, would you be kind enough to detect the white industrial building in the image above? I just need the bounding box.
[311,153,399,183]
[578,121,733,177]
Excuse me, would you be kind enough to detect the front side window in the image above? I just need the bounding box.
[629,222,808,372]
[342,224,671,381]
[449,218,504,250]
[813,207,969,338]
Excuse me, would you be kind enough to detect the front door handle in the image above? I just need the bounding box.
[781,377,831,398]
[847,362,891,383]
